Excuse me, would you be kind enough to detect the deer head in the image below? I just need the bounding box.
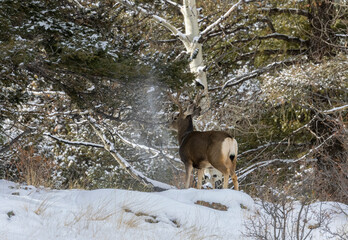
[169,92,201,143]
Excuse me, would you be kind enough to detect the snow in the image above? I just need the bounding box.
[37,21,52,30]
[1,180,347,240]
[87,85,95,91]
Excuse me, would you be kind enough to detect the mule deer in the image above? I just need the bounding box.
[169,92,239,190]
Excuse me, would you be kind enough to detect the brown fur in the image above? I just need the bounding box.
[171,113,239,190]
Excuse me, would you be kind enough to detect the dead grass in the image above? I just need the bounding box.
[34,199,51,216]
[116,207,142,229]
[14,145,56,188]
[65,201,117,227]
[175,225,221,240]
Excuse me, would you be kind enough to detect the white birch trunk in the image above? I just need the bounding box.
[181,0,208,93]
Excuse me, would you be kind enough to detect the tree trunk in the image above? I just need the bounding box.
[181,0,208,93]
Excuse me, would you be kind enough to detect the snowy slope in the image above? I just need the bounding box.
[0,180,347,240]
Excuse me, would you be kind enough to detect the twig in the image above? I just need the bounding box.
[199,0,244,42]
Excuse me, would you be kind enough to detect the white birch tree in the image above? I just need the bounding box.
[116,0,244,108]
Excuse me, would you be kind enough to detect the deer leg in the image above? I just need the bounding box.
[217,164,230,189]
[223,172,230,189]
[184,164,193,189]
[210,174,215,189]
[231,158,239,190]
[232,173,239,191]
[197,168,204,189]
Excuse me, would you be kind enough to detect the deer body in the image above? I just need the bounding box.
[172,112,239,190]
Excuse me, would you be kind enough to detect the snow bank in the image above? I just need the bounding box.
[0,180,347,240]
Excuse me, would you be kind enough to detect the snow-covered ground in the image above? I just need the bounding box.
[0,180,347,240]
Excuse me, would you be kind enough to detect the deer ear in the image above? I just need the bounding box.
[184,104,195,116]
[193,106,201,116]
[184,104,201,117]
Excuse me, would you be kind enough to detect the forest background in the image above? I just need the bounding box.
[0,0,347,206]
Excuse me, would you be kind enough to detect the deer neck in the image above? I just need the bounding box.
[178,116,194,145]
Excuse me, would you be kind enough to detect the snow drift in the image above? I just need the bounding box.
[0,180,347,240]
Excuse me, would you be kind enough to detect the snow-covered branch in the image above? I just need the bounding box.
[292,105,347,138]
[161,0,182,8]
[152,15,186,41]
[239,141,290,157]
[117,0,187,43]
[222,57,299,89]
[44,133,104,149]
[199,0,244,41]
[323,104,348,114]
[237,158,313,183]
[28,90,66,96]
[45,126,175,191]
[237,133,336,182]
[113,131,181,164]
[86,116,175,191]
[0,129,34,154]
[70,0,84,9]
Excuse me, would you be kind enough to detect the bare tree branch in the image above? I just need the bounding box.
[161,0,182,8]
[259,33,309,45]
[0,129,34,154]
[113,130,181,164]
[111,130,183,173]
[260,7,311,18]
[199,0,244,42]
[221,57,299,90]
[45,128,175,191]
[86,116,175,191]
[237,133,336,183]
[117,0,187,43]
[44,133,104,149]
[323,104,348,114]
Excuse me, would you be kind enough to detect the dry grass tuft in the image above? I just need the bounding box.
[175,225,221,240]
[14,145,56,188]
[34,199,51,216]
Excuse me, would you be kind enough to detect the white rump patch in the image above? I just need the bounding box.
[221,138,238,160]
